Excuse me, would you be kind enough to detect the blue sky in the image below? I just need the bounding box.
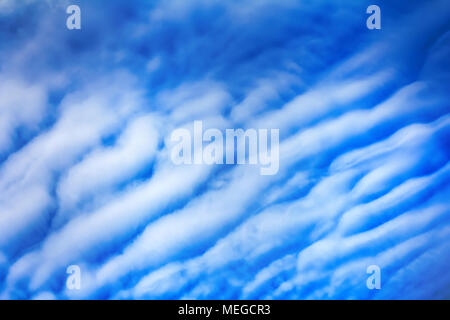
[0,0,449,299]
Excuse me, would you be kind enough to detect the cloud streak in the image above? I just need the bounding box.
[0,0,449,300]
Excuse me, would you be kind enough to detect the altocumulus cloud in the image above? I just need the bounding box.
[0,0,449,299]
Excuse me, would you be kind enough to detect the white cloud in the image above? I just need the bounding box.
[56,114,161,218]
[0,78,47,153]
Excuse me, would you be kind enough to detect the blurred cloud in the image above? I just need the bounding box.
[0,0,449,300]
